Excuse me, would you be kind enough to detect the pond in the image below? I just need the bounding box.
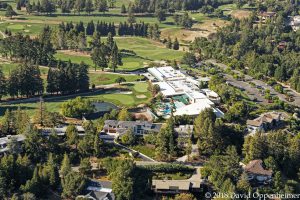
[93,102,118,112]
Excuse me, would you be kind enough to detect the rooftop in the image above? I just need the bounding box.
[244,160,272,176]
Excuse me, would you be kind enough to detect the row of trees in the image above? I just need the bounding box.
[0,28,55,66]
[0,60,89,99]
[58,20,116,36]
[47,60,89,94]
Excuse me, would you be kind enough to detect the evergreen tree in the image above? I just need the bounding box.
[85,0,94,14]
[110,42,121,72]
[121,4,126,13]
[166,37,172,49]
[5,5,17,18]
[173,37,180,50]
[0,68,7,101]
[60,153,71,178]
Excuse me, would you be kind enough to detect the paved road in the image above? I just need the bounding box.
[206,59,300,107]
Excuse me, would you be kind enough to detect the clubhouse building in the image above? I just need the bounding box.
[146,67,223,118]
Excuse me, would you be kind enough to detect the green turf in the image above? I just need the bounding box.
[0,63,48,76]
[55,37,184,71]
[133,82,148,93]
[0,82,151,117]
[89,73,143,85]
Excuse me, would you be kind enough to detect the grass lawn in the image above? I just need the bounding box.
[134,82,149,93]
[0,82,151,117]
[89,73,143,86]
[131,144,156,158]
[55,37,184,71]
[55,52,146,71]
[0,63,48,76]
[0,22,56,36]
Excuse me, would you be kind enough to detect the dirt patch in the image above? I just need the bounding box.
[136,94,147,99]
[58,50,90,57]
[161,19,229,42]
[230,10,252,19]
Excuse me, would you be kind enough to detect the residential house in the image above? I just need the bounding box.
[258,11,276,22]
[246,112,287,134]
[41,125,85,136]
[76,180,114,200]
[243,160,273,184]
[289,15,300,31]
[0,134,26,154]
[101,120,162,138]
[151,179,202,194]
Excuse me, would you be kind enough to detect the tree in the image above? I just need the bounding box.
[79,158,91,175]
[0,69,6,100]
[112,160,134,200]
[155,9,166,23]
[236,172,251,193]
[173,37,180,50]
[121,4,126,13]
[181,52,197,67]
[61,97,94,118]
[127,9,136,23]
[98,0,108,13]
[174,193,196,200]
[94,134,102,157]
[60,153,71,178]
[166,37,172,49]
[186,138,192,161]
[91,45,108,71]
[66,125,79,148]
[5,5,17,18]
[118,108,131,121]
[61,171,86,199]
[85,0,94,14]
[110,42,122,72]
[120,129,136,145]
[115,77,126,85]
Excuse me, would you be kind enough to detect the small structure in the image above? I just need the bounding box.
[290,15,300,31]
[152,179,202,194]
[175,125,194,138]
[0,135,26,154]
[201,89,221,104]
[101,120,162,138]
[246,112,287,134]
[76,179,114,200]
[258,11,276,22]
[243,160,273,183]
[41,125,85,136]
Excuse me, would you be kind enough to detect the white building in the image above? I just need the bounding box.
[0,135,26,154]
[290,15,300,31]
[148,67,223,117]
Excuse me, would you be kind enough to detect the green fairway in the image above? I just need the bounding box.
[0,63,48,76]
[0,82,151,117]
[0,22,55,36]
[55,37,183,71]
[89,73,143,85]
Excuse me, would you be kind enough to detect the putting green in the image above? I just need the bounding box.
[133,82,148,93]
